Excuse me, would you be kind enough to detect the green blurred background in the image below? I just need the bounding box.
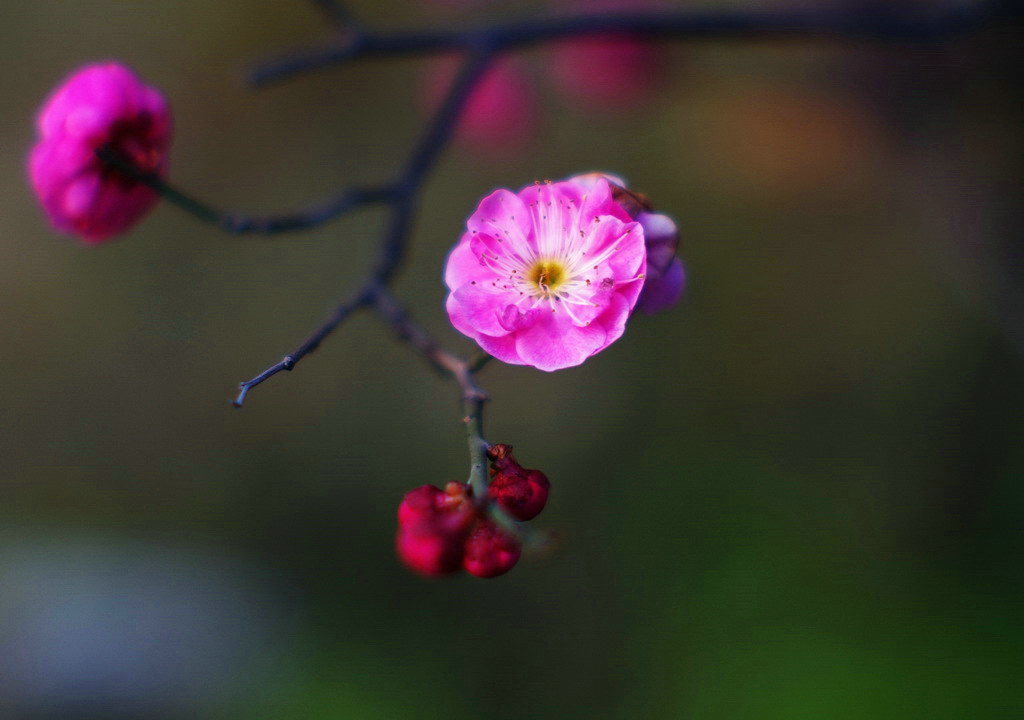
[1,1,1022,718]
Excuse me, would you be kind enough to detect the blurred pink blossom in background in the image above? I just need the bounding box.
[550,0,669,111]
[420,57,538,157]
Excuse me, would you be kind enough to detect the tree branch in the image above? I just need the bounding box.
[370,285,487,402]
[96,146,395,234]
[230,49,494,405]
[252,1,1020,86]
[308,0,358,29]
[368,286,501,515]
[232,286,373,407]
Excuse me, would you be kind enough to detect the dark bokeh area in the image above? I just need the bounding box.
[2,1,1022,718]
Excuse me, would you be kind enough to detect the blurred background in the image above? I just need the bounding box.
[1,1,1022,718]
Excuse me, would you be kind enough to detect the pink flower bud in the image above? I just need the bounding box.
[420,57,538,158]
[396,484,475,576]
[487,444,551,521]
[29,62,172,244]
[550,0,668,112]
[462,519,521,578]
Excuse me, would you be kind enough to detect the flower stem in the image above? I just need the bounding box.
[463,394,489,500]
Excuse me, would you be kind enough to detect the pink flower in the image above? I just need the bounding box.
[419,57,537,158]
[29,62,172,244]
[550,0,668,111]
[445,177,646,371]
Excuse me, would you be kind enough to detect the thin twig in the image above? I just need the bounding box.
[96,146,395,235]
[467,352,493,375]
[464,393,490,502]
[369,285,500,509]
[371,285,487,402]
[232,286,374,407]
[231,49,495,405]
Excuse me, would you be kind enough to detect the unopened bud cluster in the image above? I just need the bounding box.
[396,445,550,578]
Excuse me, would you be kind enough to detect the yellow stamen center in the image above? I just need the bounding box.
[527,259,567,296]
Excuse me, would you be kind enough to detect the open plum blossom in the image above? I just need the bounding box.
[445,177,647,371]
[29,62,172,243]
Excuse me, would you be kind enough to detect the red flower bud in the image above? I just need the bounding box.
[396,476,533,579]
[396,484,474,576]
[463,519,521,578]
[395,527,463,577]
[486,445,551,521]
[489,469,550,522]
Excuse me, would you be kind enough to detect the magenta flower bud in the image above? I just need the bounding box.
[462,519,521,578]
[550,0,668,111]
[634,212,685,314]
[445,177,647,371]
[29,62,172,244]
[420,57,538,158]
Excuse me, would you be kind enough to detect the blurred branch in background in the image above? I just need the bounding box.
[253,1,1022,85]
[307,0,358,30]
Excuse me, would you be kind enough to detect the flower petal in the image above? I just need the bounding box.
[514,311,608,371]
[476,332,524,366]
[449,283,513,337]
[444,232,489,290]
